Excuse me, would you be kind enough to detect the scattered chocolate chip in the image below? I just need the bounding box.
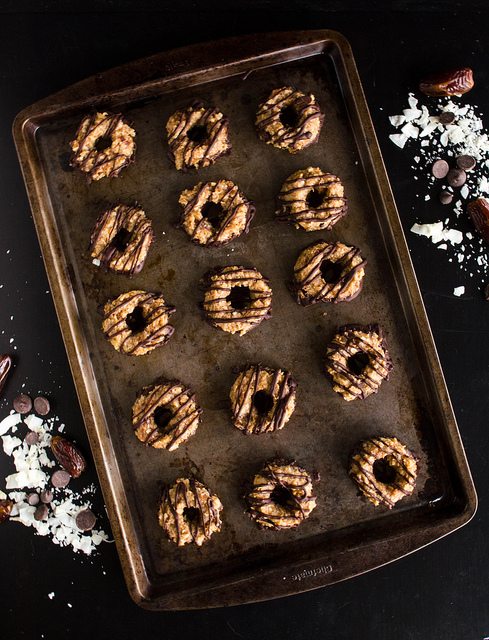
[432,159,449,179]
[447,168,467,188]
[0,355,12,397]
[456,154,476,171]
[438,111,456,124]
[24,430,39,446]
[34,504,49,521]
[40,489,53,504]
[75,508,97,532]
[13,394,33,415]
[34,396,50,416]
[51,469,71,488]
[27,493,40,506]
[484,283,489,300]
[439,190,454,205]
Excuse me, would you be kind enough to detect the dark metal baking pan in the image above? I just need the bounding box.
[13,30,477,610]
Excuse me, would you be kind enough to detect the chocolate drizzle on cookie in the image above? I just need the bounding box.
[159,477,223,546]
[179,180,255,247]
[230,364,297,434]
[277,168,348,231]
[90,204,153,275]
[292,241,366,305]
[132,380,202,451]
[102,290,175,356]
[166,101,231,171]
[349,436,418,508]
[202,266,273,336]
[255,87,323,153]
[70,112,136,181]
[246,460,317,530]
[325,324,393,401]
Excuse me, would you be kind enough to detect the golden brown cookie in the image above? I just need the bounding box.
[70,112,135,181]
[255,86,323,153]
[292,241,366,305]
[246,460,317,530]
[229,364,297,434]
[276,167,347,231]
[89,204,153,275]
[132,380,202,451]
[202,266,272,336]
[166,101,231,171]
[325,324,392,401]
[349,436,417,508]
[101,290,175,356]
[158,477,223,546]
[179,179,255,247]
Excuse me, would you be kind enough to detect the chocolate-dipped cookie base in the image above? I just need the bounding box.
[158,477,223,546]
[349,436,417,508]
[230,364,297,434]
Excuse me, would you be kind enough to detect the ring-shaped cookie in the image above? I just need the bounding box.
[70,112,136,181]
[202,266,272,336]
[132,380,202,451]
[246,460,317,530]
[102,290,175,356]
[349,436,417,508]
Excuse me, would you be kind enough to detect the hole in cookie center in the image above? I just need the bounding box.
[252,390,274,415]
[320,259,344,284]
[373,458,398,485]
[271,484,295,509]
[279,104,300,129]
[227,286,251,310]
[153,407,173,430]
[125,306,147,334]
[201,201,225,227]
[306,188,324,209]
[347,351,370,376]
[111,228,132,252]
[95,135,112,152]
[183,506,201,524]
[187,124,208,143]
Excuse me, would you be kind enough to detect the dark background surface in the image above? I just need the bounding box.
[1,2,489,639]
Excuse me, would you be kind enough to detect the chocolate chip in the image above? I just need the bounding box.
[13,394,32,415]
[24,430,39,446]
[456,154,476,171]
[432,159,449,179]
[484,283,489,300]
[27,493,39,506]
[75,509,97,532]
[51,470,71,488]
[447,168,467,188]
[34,396,50,416]
[438,111,456,124]
[40,489,53,504]
[34,504,49,521]
[439,190,454,205]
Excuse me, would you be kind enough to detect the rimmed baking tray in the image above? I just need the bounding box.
[13,30,477,609]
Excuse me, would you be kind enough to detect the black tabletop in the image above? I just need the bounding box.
[1,3,489,639]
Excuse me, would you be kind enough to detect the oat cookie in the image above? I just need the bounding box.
[230,364,297,434]
[179,179,255,247]
[349,436,417,508]
[102,290,175,356]
[202,266,272,336]
[246,460,317,530]
[276,167,347,232]
[159,477,223,546]
[255,86,323,153]
[325,324,392,401]
[132,380,202,451]
[70,112,135,181]
[89,204,153,275]
[166,101,231,171]
[292,241,366,305]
